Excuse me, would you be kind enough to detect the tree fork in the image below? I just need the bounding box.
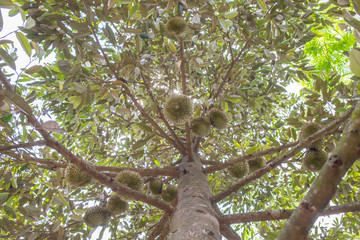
[277,102,360,239]
[168,153,221,239]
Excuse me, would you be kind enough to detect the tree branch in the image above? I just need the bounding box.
[147,212,171,240]
[213,35,254,99]
[0,70,175,213]
[220,202,360,225]
[0,140,47,152]
[213,204,242,240]
[89,20,186,155]
[212,108,354,203]
[2,151,179,177]
[205,141,298,174]
[139,72,186,153]
[277,103,360,240]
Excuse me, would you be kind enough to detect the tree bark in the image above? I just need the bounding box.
[168,153,220,239]
[277,103,360,240]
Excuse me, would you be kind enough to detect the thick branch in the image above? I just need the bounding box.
[147,213,171,240]
[220,202,360,225]
[213,204,242,240]
[277,103,360,240]
[2,151,179,177]
[0,71,174,213]
[212,108,354,203]
[0,140,47,152]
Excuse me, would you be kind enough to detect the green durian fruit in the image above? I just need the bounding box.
[164,95,193,124]
[208,108,228,129]
[115,170,143,191]
[248,157,266,172]
[83,206,111,228]
[303,149,328,172]
[106,195,128,216]
[166,16,187,35]
[300,122,324,150]
[228,161,249,179]
[64,163,91,187]
[149,178,163,195]
[190,117,211,136]
[161,185,178,202]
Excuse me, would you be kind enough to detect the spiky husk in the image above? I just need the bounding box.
[300,122,324,150]
[164,95,193,124]
[149,178,163,195]
[248,157,266,172]
[106,195,128,216]
[190,117,211,136]
[83,206,111,228]
[115,170,143,191]
[303,149,328,171]
[208,108,228,129]
[228,161,249,179]
[64,163,91,187]
[165,16,187,35]
[161,185,178,202]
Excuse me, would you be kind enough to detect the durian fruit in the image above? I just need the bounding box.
[300,122,324,150]
[106,195,129,216]
[149,178,163,195]
[228,161,249,179]
[303,149,328,172]
[165,16,187,35]
[208,108,228,129]
[64,163,91,187]
[164,95,193,124]
[248,157,266,173]
[190,117,211,136]
[161,185,178,202]
[115,170,143,191]
[83,206,111,228]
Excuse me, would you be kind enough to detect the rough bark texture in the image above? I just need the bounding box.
[168,154,220,240]
[277,103,360,240]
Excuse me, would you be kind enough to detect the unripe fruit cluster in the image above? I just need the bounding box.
[228,157,249,179]
[300,122,327,172]
[64,163,91,187]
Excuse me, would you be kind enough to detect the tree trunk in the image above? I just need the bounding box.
[168,154,220,239]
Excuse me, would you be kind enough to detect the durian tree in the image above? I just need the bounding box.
[1,0,360,239]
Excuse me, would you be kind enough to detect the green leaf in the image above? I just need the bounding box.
[0,48,15,69]
[224,11,238,19]
[16,32,32,57]
[0,9,3,32]
[233,139,242,149]
[25,65,43,74]
[0,0,14,9]
[105,24,116,45]
[168,42,178,53]
[0,192,9,197]
[257,0,267,11]
[350,48,360,77]
[3,90,33,115]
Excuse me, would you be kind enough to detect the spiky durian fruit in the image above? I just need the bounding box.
[106,195,128,216]
[115,170,143,191]
[228,161,249,179]
[166,16,187,35]
[161,185,178,202]
[149,178,163,195]
[83,206,111,228]
[64,163,91,187]
[248,157,266,173]
[190,117,211,136]
[208,108,228,129]
[300,122,324,150]
[303,149,328,171]
[164,95,193,124]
